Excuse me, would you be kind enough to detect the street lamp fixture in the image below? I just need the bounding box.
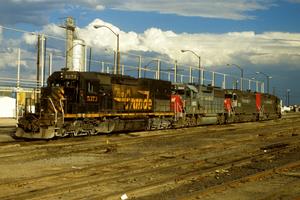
[227,63,244,90]
[256,71,272,94]
[93,25,120,75]
[181,49,203,86]
[142,59,160,79]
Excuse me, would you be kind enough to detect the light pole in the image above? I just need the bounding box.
[123,52,142,78]
[227,64,244,90]
[256,71,272,94]
[287,89,291,106]
[181,50,203,86]
[251,77,259,92]
[93,25,120,74]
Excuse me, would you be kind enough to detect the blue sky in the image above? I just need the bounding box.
[0,0,300,104]
[61,1,300,34]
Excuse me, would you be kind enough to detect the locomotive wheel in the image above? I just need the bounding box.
[87,128,97,136]
[218,114,225,125]
[69,131,75,137]
[196,116,202,125]
[191,116,197,126]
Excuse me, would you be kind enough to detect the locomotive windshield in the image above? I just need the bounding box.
[48,71,78,88]
[49,79,77,88]
[225,94,232,98]
[225,93,237,100]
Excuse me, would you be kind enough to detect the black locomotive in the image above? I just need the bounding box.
[16,69,174,139]
[15,69,281,139]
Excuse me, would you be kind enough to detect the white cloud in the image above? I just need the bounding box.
[0,48,31,70]
[0,27,2,44]
[22,33,37,45]
[2,18,300,75]
[95,4,105,11]
[75,19,300,69]
[42,23,65,37]
[0,0,275,26]
[110,0,272,20]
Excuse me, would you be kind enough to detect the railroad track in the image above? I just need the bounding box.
[0,129,299,199]
[0,115,299,199]
[180,157,300,200]
[4,140,299,200]
[99,141,300,200]
[0,117,299,164]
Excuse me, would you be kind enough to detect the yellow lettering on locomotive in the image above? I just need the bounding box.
[86,95,98,102]
[113,89,152,110]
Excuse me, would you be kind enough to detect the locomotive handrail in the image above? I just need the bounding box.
[59,99,65,124]
[48,97,58,125]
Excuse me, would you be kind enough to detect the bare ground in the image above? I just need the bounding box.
[0,113,299,200]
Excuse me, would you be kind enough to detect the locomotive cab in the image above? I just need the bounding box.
[44,70,79,114]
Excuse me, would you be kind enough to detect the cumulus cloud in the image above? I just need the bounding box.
[1,17,300,76]
[0,0,275,26]
[73,19,300,69]
[1,17,300,103]
[2,18,300,72]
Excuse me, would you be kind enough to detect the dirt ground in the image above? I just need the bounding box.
[0,113,299,200]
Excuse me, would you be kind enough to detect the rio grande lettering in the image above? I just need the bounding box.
[114,89,152,110]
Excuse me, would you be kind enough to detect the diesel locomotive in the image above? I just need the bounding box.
[15,69,281,139]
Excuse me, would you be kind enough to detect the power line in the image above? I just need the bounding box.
[0,25,65,41]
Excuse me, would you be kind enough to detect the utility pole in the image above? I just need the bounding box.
[227,64,244,90]
[174,60,178,83]
[48,53,52,77]
[61,17,76,70]
[287,89,291,106]
[223,74,226,89]
[37,34,45,87]
[37,35,40,88]
[16,48,21,121]
[138,55,142,78]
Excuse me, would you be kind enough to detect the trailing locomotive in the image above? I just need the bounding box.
[224,89,281,122]
[15,69,281,139]
[171,84,281,126]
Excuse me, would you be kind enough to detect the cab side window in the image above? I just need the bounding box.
[87,81,94,93]
[233,94,237,100]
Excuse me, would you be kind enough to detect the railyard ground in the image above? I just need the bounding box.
[0,113,299,200]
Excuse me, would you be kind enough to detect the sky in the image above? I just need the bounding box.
[0,0,300,105]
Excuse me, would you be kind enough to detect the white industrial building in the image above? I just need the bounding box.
[0,96,16,118]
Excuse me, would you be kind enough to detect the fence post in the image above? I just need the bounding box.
[138,55,142,78]
[189,67,192,83]
[156,59,160,80]
[223,74,226,89]
[16,48,21,121]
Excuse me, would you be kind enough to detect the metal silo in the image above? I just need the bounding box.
[72,39,86,71]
